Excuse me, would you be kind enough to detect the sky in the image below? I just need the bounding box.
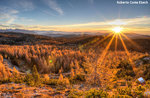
[0,0,150,35]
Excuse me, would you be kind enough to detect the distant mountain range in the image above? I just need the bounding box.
[0,29,149,38]
[0,29,108,38]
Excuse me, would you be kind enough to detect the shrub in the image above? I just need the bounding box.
[71,74,86,83]
[85,89,108,98]
[0,54,3,62]
[25,73,34,86]
[46,79,58,85]
[106,85,112,91]
[116,60,135,78]
[74,74,86,81]
[143,64,150,80]
[57,77,70,87]
[32,65,41,86]
[133,90,144,98]
[136,85,145,91]
[127,81,132,88]
[41,74,50,84]
[132,85,145,98]
[117,88,132,96]
[145,80,150,88]
[68,89,83,98]
[113,83,118,88]
[113,95,132,98]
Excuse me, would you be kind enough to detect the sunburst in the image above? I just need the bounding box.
[112,26,123,34]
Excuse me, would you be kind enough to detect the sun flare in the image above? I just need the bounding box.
[112,27,123,34]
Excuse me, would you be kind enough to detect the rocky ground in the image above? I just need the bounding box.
[0,83,68,98]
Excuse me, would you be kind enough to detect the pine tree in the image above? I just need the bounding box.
[70,68,75,78]
[0,62,7,79]
[0,54,3,62]
[59,73,63,81]
[32,65,41,86]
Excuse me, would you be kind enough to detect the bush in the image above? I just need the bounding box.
[116,60,135,78]
[117,88,132,96]
[114,85,145,98]
[127,81,132,88]
[74,74,86,81]
[0,54,3,62]
[70,74,86,83]
[133,90,144,98]
[136,85,145,91]
[145,80,150,88]
[68,89,83,98]
[132,85,145,98]
[143,64,150,80]
[85,89,108,98]
[25,73,34,86]
[113,83,118,88]
[113,95,132,98]
[26,65,42,86]
[46,79,58,85]
[57,77,70,87]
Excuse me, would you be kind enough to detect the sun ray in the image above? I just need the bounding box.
[115,34,118,52]
[121,33,142,50]
[118,34,136,70]
[79,37,100,50]
[92,33,113,48]
[98,34,115,66]
[115,34,118,60]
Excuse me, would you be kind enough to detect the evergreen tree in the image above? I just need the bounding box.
[59,73,63,81]
[32,65,41,86]
[70,68,75,78]
[0,54,3,62]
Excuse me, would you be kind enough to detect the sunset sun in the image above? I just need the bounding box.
[112,26,123,34]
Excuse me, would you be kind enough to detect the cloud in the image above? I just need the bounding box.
[6,17,17,24]
[50,16,150,27]
[0,6,34,24]
[18,17,34,22]
[14,0,35,11]
[0,7,19,24]
[44,0,64,15]
[42,10,57,16]
[121,17,150,25]
[108,20,127,25]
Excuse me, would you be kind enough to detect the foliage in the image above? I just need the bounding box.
[0,45,86,74]
[143,64,150,80]
[74,74,86,81]
[117,88,132,96]
[85,89,108,98]
[68,89,83,98]
[25,73,35,86]
[0,54,3,62]
[132,85,145,98]
[32,65,41,86]
[115,85,146,98]
[112,95,132,98]
[116,60,135,78]
[46,79,58,85]
[24,65,41,86]
[57,74,70,87]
